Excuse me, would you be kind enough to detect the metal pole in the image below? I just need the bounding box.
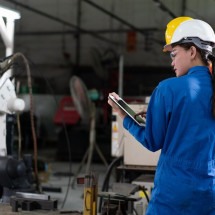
[75,0,82,72]
[118,55,124,97]
[181,0,186,16]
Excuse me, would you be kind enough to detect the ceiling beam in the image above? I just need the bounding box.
[83,0,152,36]
[3,0,120,45]
[83,0,163,45]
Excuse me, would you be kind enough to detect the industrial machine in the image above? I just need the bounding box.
[0,53,58,212]
[0,7,58,211]
[111,99,160,166]
[111,98,161,214]
[0,53,37,203]
[82,172,98,215]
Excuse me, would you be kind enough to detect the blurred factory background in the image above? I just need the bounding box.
[0,0,214,214]
[0,0,212,155]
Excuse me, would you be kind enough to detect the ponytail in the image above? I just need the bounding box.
[200,52,215,117]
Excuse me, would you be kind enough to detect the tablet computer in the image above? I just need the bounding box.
[109,95,145,126]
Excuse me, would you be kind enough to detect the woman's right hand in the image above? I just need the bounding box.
[108,92,127,119]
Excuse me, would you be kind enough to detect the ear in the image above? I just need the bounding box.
[190,46,197,59]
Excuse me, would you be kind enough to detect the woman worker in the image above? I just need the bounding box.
[108,17,215,214]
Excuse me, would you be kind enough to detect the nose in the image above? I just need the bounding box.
[171,60,174,67]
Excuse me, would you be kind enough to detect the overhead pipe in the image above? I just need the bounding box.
[16,28,163,45]
[16,28,158,36]
[3,0,120,45]
[153,0,177,18]
[83,0,155,37]
[83,0,163,45]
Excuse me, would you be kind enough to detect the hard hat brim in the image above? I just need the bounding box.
[163,44,172,52]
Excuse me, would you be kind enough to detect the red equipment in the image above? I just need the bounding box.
[54,96,80,125]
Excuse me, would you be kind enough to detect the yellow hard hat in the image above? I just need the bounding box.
[164,16,193,51]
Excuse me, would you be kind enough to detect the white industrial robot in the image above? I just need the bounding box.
[0,59,35,202]
[0,6,36,203]
[0,65,25,156]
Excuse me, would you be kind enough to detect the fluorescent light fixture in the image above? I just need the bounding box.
[0,6,20,20]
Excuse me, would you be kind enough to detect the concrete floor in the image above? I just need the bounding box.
[37,154,152,215]
[41,162,109,212]
[37,148,114,213]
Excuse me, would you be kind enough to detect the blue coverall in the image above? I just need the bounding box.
[123,66,215,215]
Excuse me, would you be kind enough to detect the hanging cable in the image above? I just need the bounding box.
[2,52,40,191]
[98,156,123,213]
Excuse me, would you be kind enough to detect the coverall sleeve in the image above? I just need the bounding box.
[123,85,171,152]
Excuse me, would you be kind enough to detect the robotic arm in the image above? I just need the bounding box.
[0,56,37,202]
[0,69,25,156]
[0,9,38,201]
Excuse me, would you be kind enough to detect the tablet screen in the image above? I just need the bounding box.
[109,95,145,126]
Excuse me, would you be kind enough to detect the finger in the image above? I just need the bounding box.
[109,92,120,100]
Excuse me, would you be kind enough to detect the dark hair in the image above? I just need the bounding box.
[173,42,215,117]
[177,42,210,66]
